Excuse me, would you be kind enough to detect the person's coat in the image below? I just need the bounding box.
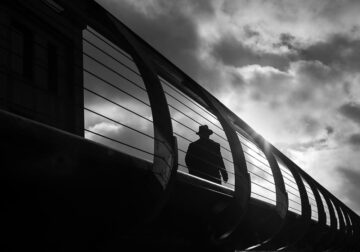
[185,138,228,184]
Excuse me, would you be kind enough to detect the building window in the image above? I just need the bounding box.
[10,22,33,80]
[47,43,58,93]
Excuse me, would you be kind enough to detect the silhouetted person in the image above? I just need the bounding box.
[185,125,228,184]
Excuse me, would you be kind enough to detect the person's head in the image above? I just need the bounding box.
[196,125,213,139]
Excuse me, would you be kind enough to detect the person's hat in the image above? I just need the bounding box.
[196,125,213,136]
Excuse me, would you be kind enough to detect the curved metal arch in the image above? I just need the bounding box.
[273,153,312,250]
[340,207,353,247]
[306,179,326,225]
[243,131,288,218]
[339,205,353,250]
[331,199,347,250]
[348,210,360,249]
[339,206,354,249]
[322,190,337,232]
[328,197,346,249]
[345,211,356,247]
[343,209,357,248]
[106,12,176,188]
[354,214,360,248]
[298,174,328,249]
[313,188,340,251]
[105,15,179,220]
[241,135,288,250]
[183,80,251,242]
[298,170,356,250]
[72,1,178,224]
[333,201,345,231]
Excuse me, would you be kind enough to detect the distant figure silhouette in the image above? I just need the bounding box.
[185,125,228,184]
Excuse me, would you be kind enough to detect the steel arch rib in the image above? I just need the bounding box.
[186,80,251,242]
[242,134,289,250]
[71,1,178,223]
[271,150,312,250]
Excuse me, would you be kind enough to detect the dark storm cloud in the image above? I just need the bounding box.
[243,25,260,38]
[338,102,360,126]
[301,115,321,135]
[98,0,203,80]
[275,33,297,50]
[300,34,360,73]
[338,167,360,213]
[212,34,291,71]
[326,126,334,135]
[320,0,360,21]
[185,0,215,16]
[293,60,342,86]
[347,133,360,148]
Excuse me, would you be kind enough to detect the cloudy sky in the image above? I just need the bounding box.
[96,0,360,215]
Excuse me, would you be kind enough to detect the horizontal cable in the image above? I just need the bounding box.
[83,35,140,77]
[283,177,299,190]
[167,102,228,143]
[287,190,301,199]
[237,135,278,173]
[242,146,270,170]
[246,160,274,178]
[84,87,152,123]
[83,68,149,107]
[165,90,224,133]
[284,183,300,195]
[84,108,155,141]
[308,195,316,202]
[281,169,296,181]
[279,166,294,178]
[85,27,134,62]
[251,192,276,204]
[83,52,146,92]
[251,180,276,194]
[161,79,218,121]
[288,198,302,206]
[85,128,154,158]
[304,184,312,190]
[248,171,275,185]
[288,206,301,213]
[237,134,267,159]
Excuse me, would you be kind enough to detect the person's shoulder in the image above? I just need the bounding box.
[209,139,220,147]
[188,141,198,147]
